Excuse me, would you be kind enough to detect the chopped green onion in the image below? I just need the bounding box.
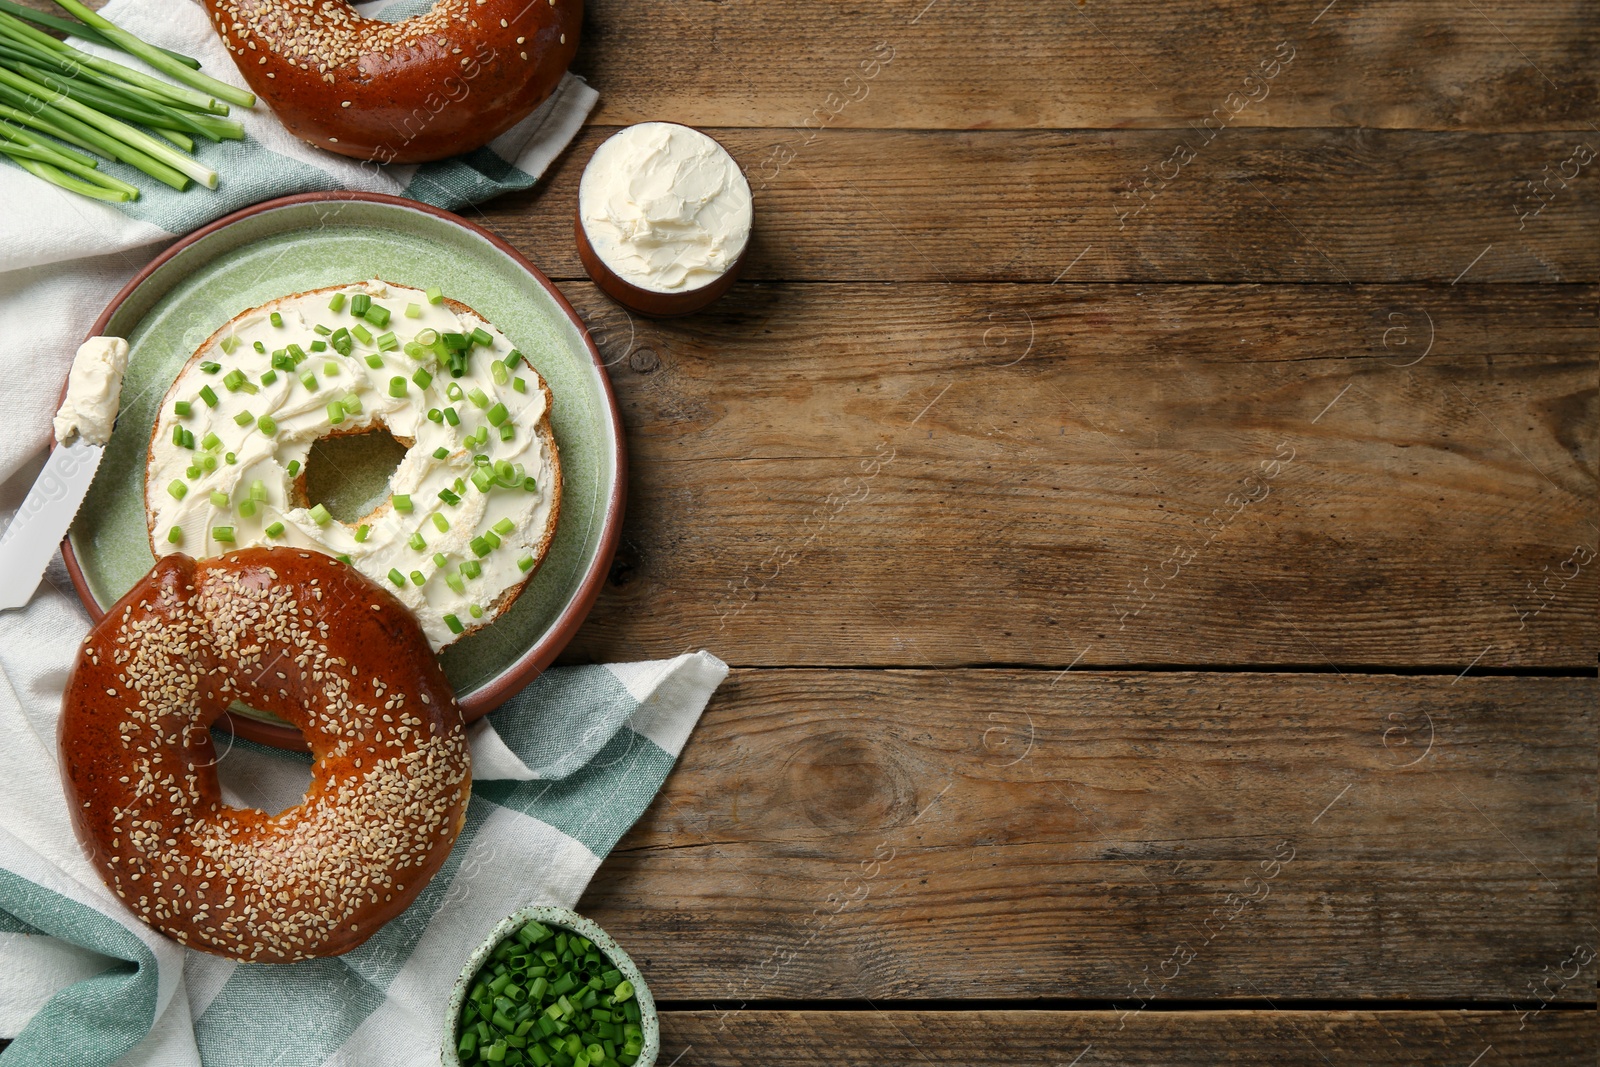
[389,376,407,398]
[365,354,385,369]
[513,377,527,394]
[493,518,515,536]
[443,406,460,426]
[443,613,464,634]
[167,526,182,544]
[403,341,426,360]
[310,339,327,353]
[270,311,283,328]
[490,360,509,386]
[199,453,217,471]
[167,480,187,500]
[426,287,443,305]
[483,530,501,550]
[427,407,443,423]
[224,452,237,465]
[328,292,347,312]
[365,304,391,328]
[314,323,332,336]
[506,349,523,369]
[487,402,508,426]
[222,368,245,391]
[301,372,318,391]
[173,400,192,418]
[470,327,494,348]
[433,446,450,461]
[201,431,222,452]
[499,424,515,441]
[389,568,406,587]
[377,331,399,352]
[200,360,220,374]
[432,552,449,569]
[287,343,306,363]
[234,410,254,427]
[409,569,425,586]
[460,560,482,580]
[309,503,331,526]
[413,367,433,389]
[352,323,374,346]
[443,332,470,351]
[469,603,484,619]
[336,554,352,565]
[409,532,427,551]
[331,328,354,356]
[341,394,362,415]
[405,302,422,319]
[518,555,535,572]
[238,498,256,518]
[287,460,301,477]
[212,526,234,543]
[470,536,492,558]
[471,468,494,493]
[258,415,277,435]
[199,385,218,407]
[432,513,451,533]
[350,293,371,317]
[324,360,339,376]
[185,464,201,479]
[445,572,465,594]
[392,494,412,512]
[265,521,285,538]
[260,369,278,386]
[439,488,461,506]
[327,401,346,425]
[446,382,465,402]
[355,523,370,543]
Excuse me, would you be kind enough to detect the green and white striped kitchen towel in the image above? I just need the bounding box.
[0,0,598,491]
[0,568,727,1066]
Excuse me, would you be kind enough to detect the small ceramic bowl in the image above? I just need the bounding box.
[442,905,659,1067]
[574,124,750,318]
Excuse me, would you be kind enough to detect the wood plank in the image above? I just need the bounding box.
[654,1009,1596,1066]
[17,0,1594,132]
[488,127,1600,284]
[579,672,1597,1001]
[570,0,1599,133]
[553,281,1597,669]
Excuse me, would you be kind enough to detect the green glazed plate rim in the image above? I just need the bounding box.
[61,191,626,750]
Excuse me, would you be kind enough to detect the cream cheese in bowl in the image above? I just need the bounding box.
[577,122,752,312]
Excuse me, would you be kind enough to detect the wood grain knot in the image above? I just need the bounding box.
[783,733,919,834]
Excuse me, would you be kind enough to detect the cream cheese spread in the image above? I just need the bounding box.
[145,281,558,650]
[579,122,753,293]
[54,336,129,446]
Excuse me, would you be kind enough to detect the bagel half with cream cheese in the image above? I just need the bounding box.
[145,280,561,650]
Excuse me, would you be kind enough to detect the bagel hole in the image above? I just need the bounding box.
[303,427,409,524]
[211,721,313,816]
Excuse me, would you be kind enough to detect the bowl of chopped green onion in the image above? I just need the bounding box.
[446,906,658,1067]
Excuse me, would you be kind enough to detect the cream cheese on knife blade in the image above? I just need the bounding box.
[146,280,559,650]
[55,336,130,446]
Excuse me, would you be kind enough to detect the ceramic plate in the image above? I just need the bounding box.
[64,192,625,748]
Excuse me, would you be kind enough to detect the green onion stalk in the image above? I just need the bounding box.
[0,2,255,202]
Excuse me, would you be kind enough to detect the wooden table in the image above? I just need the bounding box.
[528,2,1598,1062]
[21,0,1600,1062]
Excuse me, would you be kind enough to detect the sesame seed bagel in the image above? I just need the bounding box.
[200,0,581,163]
[60,548,472,962]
